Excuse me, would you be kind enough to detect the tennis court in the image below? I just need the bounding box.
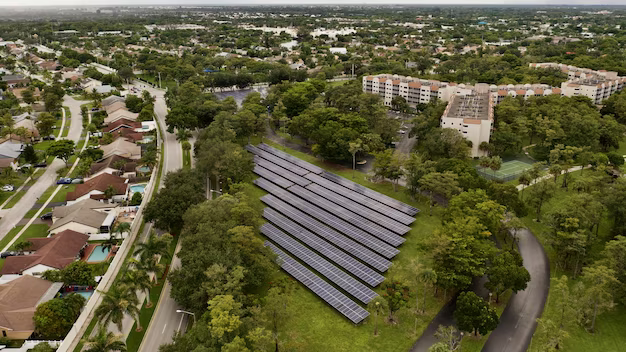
[476,160,533,182]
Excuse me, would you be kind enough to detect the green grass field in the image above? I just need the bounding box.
[0,224,50,251]
[62,107,71,138]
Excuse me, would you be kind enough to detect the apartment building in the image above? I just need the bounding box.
[440,92,493,157]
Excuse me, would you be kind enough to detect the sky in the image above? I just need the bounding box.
[5,0,626,6]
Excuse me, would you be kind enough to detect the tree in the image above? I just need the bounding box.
[133,231,172,263]
[405,153,436,198]
[485,250,530,302]
[433,325,461,351]
[391,96,410,113]
[121,269,153,307]
[263,286,291,350]
[348,139,363,179]
[549,163,562,183]
[94,285,141,332]
[22,144,38,164]
[144,169,205,234]
[281,82,319,117]
[367,296,388,336]
[22,87,35,104]
[207,295,242,343]
[600,236,626,303]
[130,191,142,206]
[117,66,134,84]
[419,268,437,314]
[454,291,499,336]
[576,265,618,332]
[518,171,532,200]
[526,180,556,222]
[13,240,32,254]
[535,318,569,352]
[42,260,96,286]
[103,185,116,200]
[29,342,56,352]
[34,294,86,339]
[380,280,411,323]
[82,327,127,352]
[47,140,75,166]
[419,172,461,216]
[489,155,502,178]
[36,112,57,139]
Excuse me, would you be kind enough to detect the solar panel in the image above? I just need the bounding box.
[254,183,391,272]
[254,156,311,187]
[262,223,378,304]
[257,180,399,259]
[305,183,411,235]
[305,173,416,225]
[253,165,294,189]
[245,145,310,176]
[265,241,370,324]
[287,184,405,247]
[264,207,384,286]
[319,171,420,216]
[257,143,325,174]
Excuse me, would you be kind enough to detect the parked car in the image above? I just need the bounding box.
[42,135,56,141]
[1,184,14,192]
[56,178,72,185]
[91,108,100,112]
[0,251,16,259]
[40,212,53,220]
[71,178,84,184]
[34,162,47,168]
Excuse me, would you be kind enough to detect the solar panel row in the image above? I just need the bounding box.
[255,185,391,272]
[265,241,370,324]
[287,184,405,247]
[264,207,384,286]
[305,183,411,235]
[320,171,420,216]
[245,145,310,176]
[262,223,378,304]
[254,156,312,187]
[257,179,399,259]
[257,143,324,174]
[305,173,416,226]
[253,165,294,189]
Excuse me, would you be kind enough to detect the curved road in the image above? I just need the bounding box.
[0,95,84,239]
[482,228,550,352]
[410,228,549,352]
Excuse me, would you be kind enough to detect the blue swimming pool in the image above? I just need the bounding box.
[137,166,150,173]
[130,184,146,194]
[87,245,110,263]
[66,291,93,300]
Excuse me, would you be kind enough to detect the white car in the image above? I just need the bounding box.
[1,185,14,192]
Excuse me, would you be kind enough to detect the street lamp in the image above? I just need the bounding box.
[176,309,196,325]
[489,292,493,305]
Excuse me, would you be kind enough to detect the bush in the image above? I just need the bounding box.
[130,191,143,206]
[607,151,625,167]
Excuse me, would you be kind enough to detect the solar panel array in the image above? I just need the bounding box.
[250,143,419,324]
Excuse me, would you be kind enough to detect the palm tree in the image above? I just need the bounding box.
[82,327,127,352]
[133,231,172,262]
[121,269,154,308]
[176,129,191,142]
[132,256,165,285]
[94,285,141,333]
[101,234,117,254]
[113,222,131,238]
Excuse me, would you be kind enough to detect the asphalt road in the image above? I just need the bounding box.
[482,228,550,352]
[0,95,83,239]
[133,82,189,352]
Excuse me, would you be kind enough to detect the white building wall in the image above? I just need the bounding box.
[49,222,99,235]
[22,264,56,277]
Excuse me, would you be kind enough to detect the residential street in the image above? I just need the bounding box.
[0,95,83,239]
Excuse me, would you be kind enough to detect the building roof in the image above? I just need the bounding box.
[90,155,136,175]
[0,230,89,275]
[443,94,492,121]
[101,95,125,107]
[100,138,141,160]
[52,198,117,218]
[94,85,113,94]
[0,140,24,159]
[0,276,61,333]
[104,110,139,124]
[105,101,127,115]
[65,173,128,201]
[1,75,28,82]
[102,118,141,133]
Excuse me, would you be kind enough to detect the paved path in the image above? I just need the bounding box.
[482,228,550,352]
[0,96,83,240]
[516,165,584,191]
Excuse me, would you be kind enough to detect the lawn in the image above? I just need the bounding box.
[1,172,34,209]
[519,170,626,351]
[62,106,71,138]
[0,224,49,251]
[24,206,52,219]
[258,140,448,351]
[39,184,76,204]
[34,140,54,151]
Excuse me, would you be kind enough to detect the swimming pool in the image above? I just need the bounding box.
[87,245,110,263]
[66,291,93,300]
[142,136,155,143]
[137,166,150,173]
[129,184,146,194]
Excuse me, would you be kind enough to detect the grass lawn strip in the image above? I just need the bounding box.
[62,106,71,138]
[0,170,38,210]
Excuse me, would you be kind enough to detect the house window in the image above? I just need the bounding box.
[2,331,6,337]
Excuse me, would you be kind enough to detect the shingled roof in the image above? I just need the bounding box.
[0,276,61,334]
[0,230,88,275]
[66,173,128,201]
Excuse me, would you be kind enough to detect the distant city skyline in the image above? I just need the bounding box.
[5,0,626,7]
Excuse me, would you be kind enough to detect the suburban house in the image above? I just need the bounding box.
[100,138,142,160]
[101,95,125,107]
[11,87,41,101]
[0,230,89,278]
[104,101,127,115]
[104,109,138,124]
[13,113,40,139]
[50,199,118,235]
[66,173,129,203]
[0,276,62,339]
[110,129,145,143]
[94,85,114,95]
[103,118,142,134]
[0,139,24,169]
[82,78,102,91]
[88,155,137,180]
[1,75,30,88]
